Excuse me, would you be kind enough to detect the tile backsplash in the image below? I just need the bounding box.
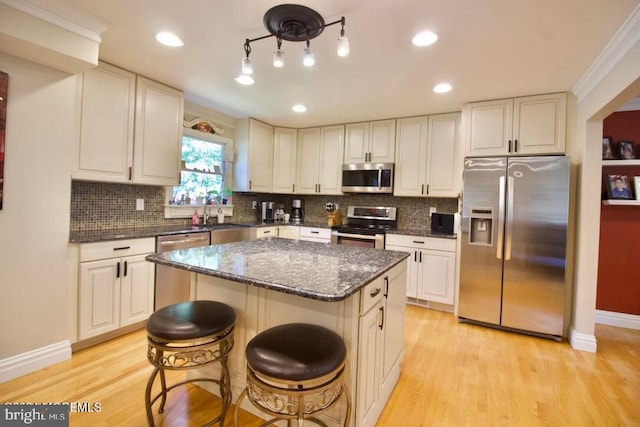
[70,181,458,231]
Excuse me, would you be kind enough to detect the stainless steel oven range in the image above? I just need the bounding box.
[330,206,397,249]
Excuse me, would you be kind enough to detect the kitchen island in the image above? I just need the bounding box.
[145,238,408,427]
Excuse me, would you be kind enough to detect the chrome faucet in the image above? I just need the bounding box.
[203,206,211,225]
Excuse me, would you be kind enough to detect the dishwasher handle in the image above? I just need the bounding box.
[157,233,210,252]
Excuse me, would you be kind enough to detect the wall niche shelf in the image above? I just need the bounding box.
[602,159,640,166]
[602,199,640,206]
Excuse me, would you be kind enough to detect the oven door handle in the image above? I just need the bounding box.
[331,231,383,240]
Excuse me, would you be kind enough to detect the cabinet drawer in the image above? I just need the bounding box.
[360,276,384,314]
[255,226,278,238]
[386,234,456,252]
[80,238,155,262]
[299,227,331,240]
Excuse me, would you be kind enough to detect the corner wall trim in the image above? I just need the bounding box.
[595,310,640,330]
[568,326,597,353]
[0,341,71,384]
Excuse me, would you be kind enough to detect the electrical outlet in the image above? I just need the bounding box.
[252,201,257,209]
[136,198,144,211]
[429,207,437,215]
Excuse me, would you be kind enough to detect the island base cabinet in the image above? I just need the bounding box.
[191,260,407,427]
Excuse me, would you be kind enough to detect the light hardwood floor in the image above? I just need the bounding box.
[1,305,638,426]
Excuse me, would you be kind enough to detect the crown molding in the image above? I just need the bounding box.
[0,0,107,43]
[572,4,640,103]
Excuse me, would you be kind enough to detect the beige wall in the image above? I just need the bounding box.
[571,40,640,344]
[0,53,79,359]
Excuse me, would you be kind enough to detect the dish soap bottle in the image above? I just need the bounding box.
[192,209,199,226]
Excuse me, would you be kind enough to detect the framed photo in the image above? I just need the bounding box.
[618,140,636,160]
[635,177,640,201]
[602,137,615,160]
[605,174,633,199]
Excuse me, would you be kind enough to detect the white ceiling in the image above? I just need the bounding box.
[62,0,639,128]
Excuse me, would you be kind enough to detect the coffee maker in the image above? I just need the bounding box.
[291,199,304,224]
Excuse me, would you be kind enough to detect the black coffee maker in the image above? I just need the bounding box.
[291,199,303,224]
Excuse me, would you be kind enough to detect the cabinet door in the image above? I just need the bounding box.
[369,119,396,163]
[272,127,297,193]
[464,99,513,157]
[248,119,274,192]
[385,245,418,298]
[277,226,300,240]
[133,77,183,185]
[418,249,455,304]
[513,93,566,155]
[357,303,382,427]
[79,259,120,339]
[393,117,428,196]
[120,255,154,327]
[73,62,135,182]
[318,125,345,195]
[296,128,321,194]
[381,263,406,388]
[344,122,369,163]
[427,113,462,197]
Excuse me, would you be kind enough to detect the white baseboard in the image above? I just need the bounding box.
[0,341,71,384]
[568,327,597,353]
[595,310,640,330]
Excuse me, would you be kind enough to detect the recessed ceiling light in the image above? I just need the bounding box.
[235,74,254,85]
[412,31,438,47]
[292,104,307,113]
[156,32,184,47]
[433,83,452,93]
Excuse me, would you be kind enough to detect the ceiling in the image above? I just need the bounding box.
[62,0,639,128]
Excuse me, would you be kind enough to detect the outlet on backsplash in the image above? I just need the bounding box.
[429,207,437,215]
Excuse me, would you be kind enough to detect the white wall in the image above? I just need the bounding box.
[0,53,78,363]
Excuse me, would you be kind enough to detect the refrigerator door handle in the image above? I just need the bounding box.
[505,176,515,260]
[497,175,506,260]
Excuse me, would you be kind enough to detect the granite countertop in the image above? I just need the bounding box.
[145,238,409,302]
[390,228,457,239]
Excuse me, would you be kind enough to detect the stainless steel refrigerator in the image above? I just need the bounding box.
[458,156,570,339]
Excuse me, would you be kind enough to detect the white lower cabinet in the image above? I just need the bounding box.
[357,260,407,426]
[386,234,456,305]
[78,238,155,340]
[254,226,278,239]
[277,225,300,240]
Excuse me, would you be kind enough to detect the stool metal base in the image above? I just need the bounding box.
[145,326,234,427]
[234,362,351,427]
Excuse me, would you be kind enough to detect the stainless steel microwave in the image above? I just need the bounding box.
[341,162,394,193]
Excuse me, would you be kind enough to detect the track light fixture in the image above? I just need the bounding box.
[239,4,348,80]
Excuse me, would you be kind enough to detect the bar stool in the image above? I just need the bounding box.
[234,323,351,426]
[145,300,235,427]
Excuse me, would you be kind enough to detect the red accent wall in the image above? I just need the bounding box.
[597,111,640,315]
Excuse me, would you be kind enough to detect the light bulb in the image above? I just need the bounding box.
[235,74,254,85]
[273,49,284,68]
[303,47,315,67]
[241,57,253,75]
[337,36,350,57]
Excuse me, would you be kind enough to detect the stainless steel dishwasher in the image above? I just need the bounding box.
[155,231,210,310]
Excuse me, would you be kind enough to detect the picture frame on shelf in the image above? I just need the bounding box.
[635,177,640,201]
[602,137,615,160]
[618,140,636,160]
[605,174,633,200]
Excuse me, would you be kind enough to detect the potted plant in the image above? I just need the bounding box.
[206,190,221,205]
[221,188,233,205]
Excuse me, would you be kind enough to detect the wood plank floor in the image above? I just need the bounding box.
[1,305,638,426]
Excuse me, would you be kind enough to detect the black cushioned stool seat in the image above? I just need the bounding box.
[235,323,351,427]
[145,301,235,427]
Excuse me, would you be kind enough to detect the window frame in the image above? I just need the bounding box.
[164,127,233,219]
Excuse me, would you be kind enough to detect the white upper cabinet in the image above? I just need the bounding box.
[463,93,567,157]
[296,125,344,195]
[234,118,274,193]
[133,76,184,185]
[73,62,135,182]
[72,62,183,185]
[344,120,396,163]
[272,127,297,194]
[394,113,461,197]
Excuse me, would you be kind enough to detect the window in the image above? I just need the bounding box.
[169,131,225,205]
